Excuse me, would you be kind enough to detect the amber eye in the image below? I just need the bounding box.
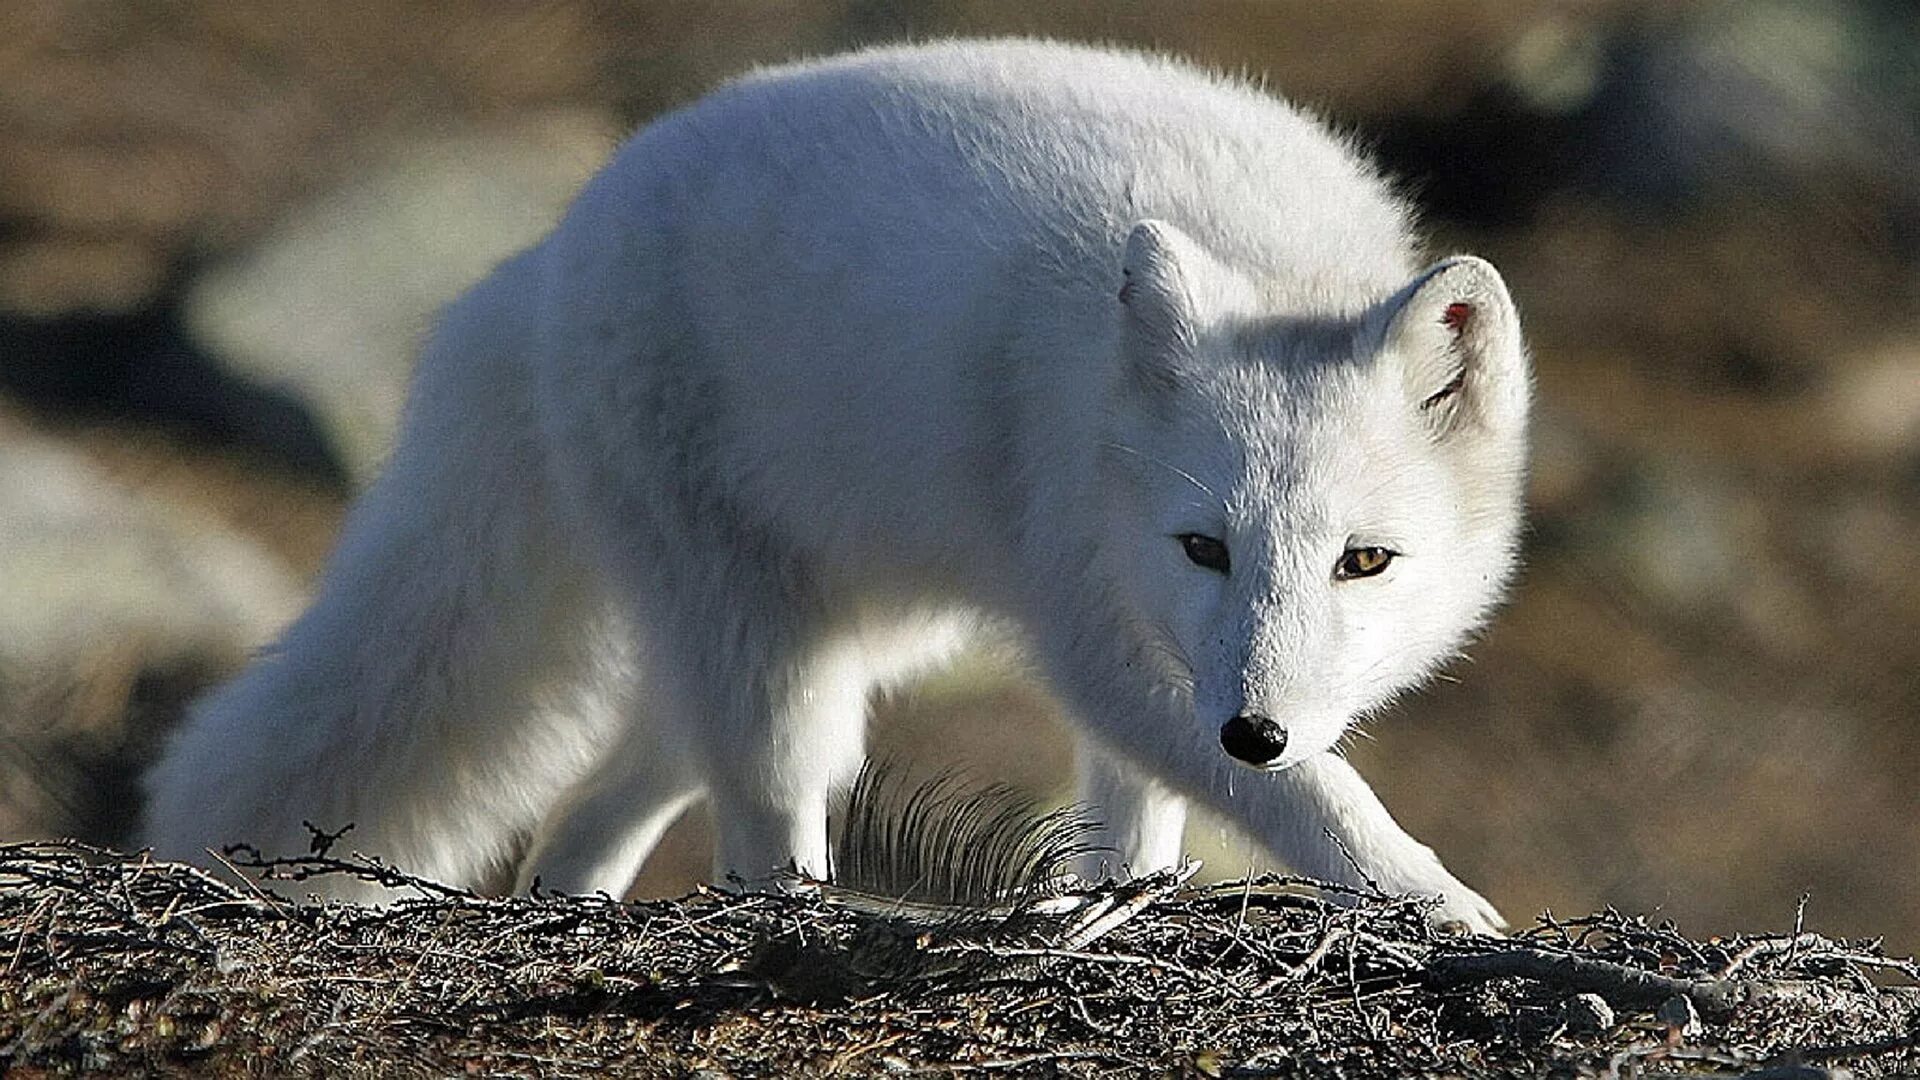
[1334,546,1395,580]
[1178,534,1231,573]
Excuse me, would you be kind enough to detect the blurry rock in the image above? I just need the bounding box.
[0,238,168,319]
[0,302,349,485]
[1373,1,1920,234]
[0,418,304,845]
[184,110,615,481]
[1655,993,1703,1039]
[1824,340,1920,461]
[1611,465,1747,612]
[1561,992,1615,1034]
[0,4,611,320]
[1595,0,1920,213]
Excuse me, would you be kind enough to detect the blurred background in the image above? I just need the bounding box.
[2,2,1916,950]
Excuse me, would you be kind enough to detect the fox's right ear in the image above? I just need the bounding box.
[1118,220,1204,396]
[1378,256,1530,438]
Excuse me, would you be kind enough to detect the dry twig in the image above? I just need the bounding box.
[1,842,1915,1078]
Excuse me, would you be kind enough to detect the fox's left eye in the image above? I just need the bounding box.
[1334,546,1396,580]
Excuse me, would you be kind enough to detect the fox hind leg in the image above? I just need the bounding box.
[515,705,703,898]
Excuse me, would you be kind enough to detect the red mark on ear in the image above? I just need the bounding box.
[1442,302,1473,332]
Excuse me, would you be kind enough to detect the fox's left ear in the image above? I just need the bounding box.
[1118,219,1207,398]
[1378,256,1529,437]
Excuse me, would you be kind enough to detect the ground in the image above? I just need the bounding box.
[4,842,1916,1078]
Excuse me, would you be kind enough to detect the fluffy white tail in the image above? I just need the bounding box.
[143,252,617,900]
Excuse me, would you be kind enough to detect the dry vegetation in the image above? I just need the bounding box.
[4,841,1917,1077]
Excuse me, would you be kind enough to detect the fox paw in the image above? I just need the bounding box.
[1366,844,1506,935]
[1426,883,1506,936]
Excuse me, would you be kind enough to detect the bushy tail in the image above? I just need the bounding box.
[143,251,617,900]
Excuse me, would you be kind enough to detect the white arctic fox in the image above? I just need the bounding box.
[144,39,1528,931]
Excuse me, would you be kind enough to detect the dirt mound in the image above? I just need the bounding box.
[3,842,1914,1077]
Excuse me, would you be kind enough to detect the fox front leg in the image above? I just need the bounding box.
[1075,738,1190,880]
[1261,752,1505,933]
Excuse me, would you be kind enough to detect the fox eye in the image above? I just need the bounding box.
[1334,546,1395,580]
[1177,533,1230,573]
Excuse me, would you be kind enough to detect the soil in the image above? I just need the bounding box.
[4,842,1915,1078]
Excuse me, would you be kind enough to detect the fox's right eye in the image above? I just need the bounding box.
[1178,533,1230,573]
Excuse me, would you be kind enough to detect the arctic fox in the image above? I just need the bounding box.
[144,39,1528,932]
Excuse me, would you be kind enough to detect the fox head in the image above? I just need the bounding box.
[1100,220,1530,771]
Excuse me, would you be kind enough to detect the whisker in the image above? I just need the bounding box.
[1101,441,1221,502]
[1137,617,1197,691]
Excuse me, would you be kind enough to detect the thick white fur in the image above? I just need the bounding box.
[144,40,1528,931]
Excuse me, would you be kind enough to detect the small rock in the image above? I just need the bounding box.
[0,419,305,843]
[184,110,615,482]
[1656,993,1703,1039]
[1561,992,1614,1034]
[212,947,248,977]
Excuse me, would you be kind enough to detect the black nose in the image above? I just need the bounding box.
[1220,713,1288,766]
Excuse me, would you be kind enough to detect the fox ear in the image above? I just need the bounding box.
[1378,256,1529,436]
[1119,219,1205,396]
